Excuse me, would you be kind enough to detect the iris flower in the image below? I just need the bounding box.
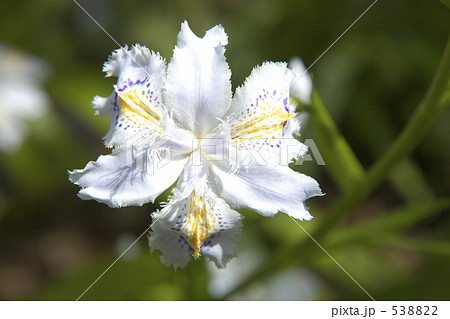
[69,22,322,269]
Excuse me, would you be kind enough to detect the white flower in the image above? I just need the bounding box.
[288,56,312,105]
[0,44,49,153]
[69,21,323,269]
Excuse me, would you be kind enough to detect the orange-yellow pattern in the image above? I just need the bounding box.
[230,101,293,143]
[184,191,218,258]
[115,85,163,134]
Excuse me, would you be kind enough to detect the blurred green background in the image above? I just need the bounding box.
[0,0,449,300]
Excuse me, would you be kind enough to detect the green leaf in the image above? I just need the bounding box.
[343,87,435,203]
[388,159,434,203]
[33,251,208,300]
[316,35,450,236]
[327,198,450,246]
[440,0,450,10]
[309,89,366,194]
[312,246,402,298]
[437,82,450,110]
[370,234,450,256]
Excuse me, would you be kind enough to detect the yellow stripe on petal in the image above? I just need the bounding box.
[150,186,243,268]
[230,104,294,143]
[156,188,242,261]
[114,85,163,134]
[185,191,218,258]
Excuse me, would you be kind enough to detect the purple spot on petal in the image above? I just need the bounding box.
[283,97,289,112]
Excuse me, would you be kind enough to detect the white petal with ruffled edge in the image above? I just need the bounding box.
[69,147,189,208]
[200,220,242,268]
[94,45,167,148]
[148,218,193,270]
[211,159,323,220]
[164,21,232,135]
[225,62,306,165]
[150,179,243,269]
[102,44,166,92]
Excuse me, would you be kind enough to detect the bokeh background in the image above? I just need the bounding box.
[0,0,449,300]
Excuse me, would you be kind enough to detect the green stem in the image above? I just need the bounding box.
[222,35,450,299]
[368,234,450,256]
[309,90,366,195]
[324,198,450,247]
[315,34,450,237]
[439,0,450,10]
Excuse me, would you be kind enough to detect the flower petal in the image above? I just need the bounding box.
[288,56,312,105]
[164,21,232,135]
[228,62,295,135]
[200,221,242,269]
[225,62,307,165]
[95,45,167,147]
[149,181,243,269]
[211,160,323,220]
[149,216,194,270]
[103,44,165,91]
[69,147,188,208]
